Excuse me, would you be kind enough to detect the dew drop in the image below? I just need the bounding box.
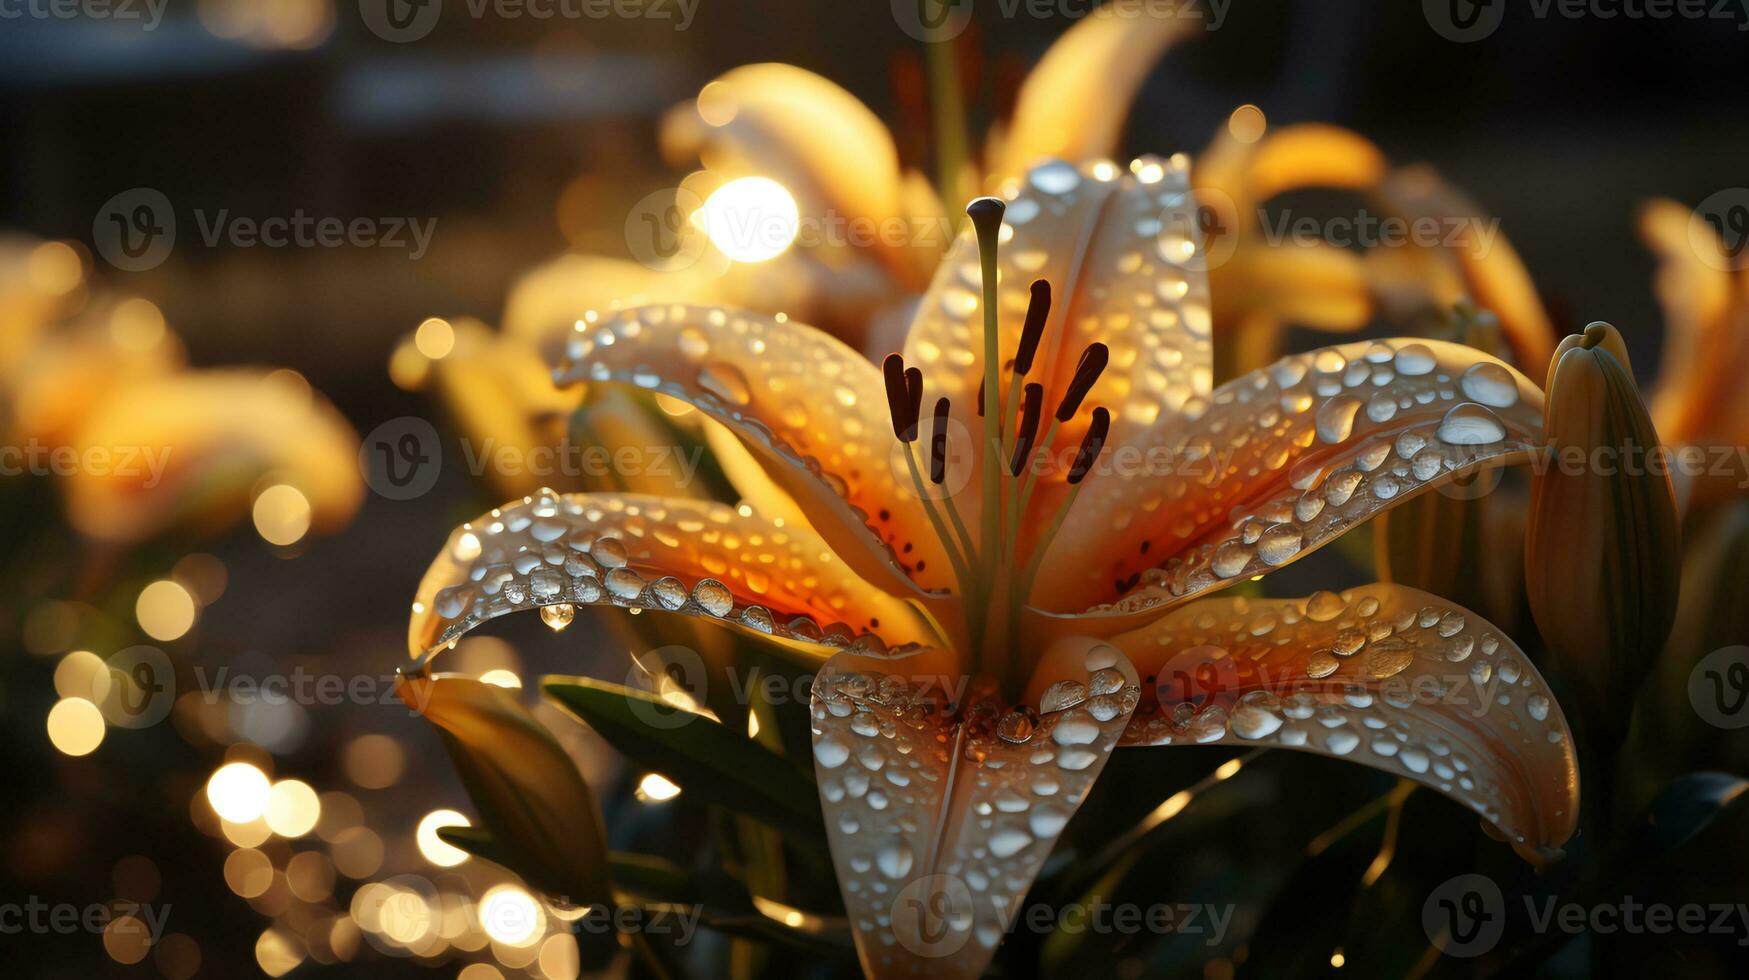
[1257,524,1303,565]
[1316,395,1362,443]
[691,579,733,617]
[1436,403,1507,445]
[1459,362,1520,408]
[698,362,752,406]
[1394,344,1437,376]
[540,603,575,632]
[876,840,914,879]
[604,567,645,601]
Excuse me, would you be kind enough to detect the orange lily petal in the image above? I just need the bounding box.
[1036,338,1544,617]
[1638,197,1746,446]
[62,369,361,543]
[556,304,953,597]
[811,638,1140,978]
[501,254,727,364]
[407,490,934,665]
[997,8,1198,178]
[904,157,1215,551]
[663,63,916,286]
[1112,585,1579,856]
[1378,166,1557,371]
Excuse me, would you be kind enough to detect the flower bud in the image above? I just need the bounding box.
[398,673,612,906]
[1526,322,1681,742]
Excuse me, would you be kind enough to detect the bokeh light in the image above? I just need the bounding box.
[252,484,313,547]
[206,762,272,823]
[136,580,197,641]
[46,697,106,756]
[700,176,799,262]
[415,809,472,867]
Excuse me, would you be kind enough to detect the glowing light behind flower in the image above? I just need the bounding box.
[206,762,272,823]
[253,484,313,547]
[699,176,799,263]
[137,579,197,641]
[47,697,106,756]
[478,885,544,946]
[416,809,472,867]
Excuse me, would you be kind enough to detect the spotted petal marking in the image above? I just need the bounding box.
[555,304,951,596]
[1113,585,1579,854]
[1040,338,1544,618]
[407,491,932,664]
[811,639,1140,979]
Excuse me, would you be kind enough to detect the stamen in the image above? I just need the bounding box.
[930,397,951,484]
[1015,279,1051,376]
[1068,406,1111,484]
[966,197,1007,676]
[1008,383,1043,477]
[1056,343,1110,422]
[905,366,923,435]
[883,353,917,441]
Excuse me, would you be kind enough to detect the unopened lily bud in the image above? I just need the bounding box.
[1526,322,1680,741]
[397,673,612,906]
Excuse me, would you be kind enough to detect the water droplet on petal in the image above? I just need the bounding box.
[1394,344,1437,376]
[1460,362,1520,408]
[1316,395,1362,443]
[1436,403,1507,445]
[691,579,733,616]
[540,603,575,631]
[698,362,752,405]
[1257,525,1303,565]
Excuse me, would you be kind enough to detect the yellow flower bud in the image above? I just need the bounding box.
[1527,322,1681,738]
[397,673,611,906]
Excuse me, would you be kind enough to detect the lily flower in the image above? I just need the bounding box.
[506,7,1196,358]
[403,159,1578,977]
[1,237,362,544]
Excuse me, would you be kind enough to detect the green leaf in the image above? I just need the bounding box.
[440,828,852,958]
[543,676,826,842]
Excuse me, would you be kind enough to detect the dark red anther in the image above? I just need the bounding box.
[883,353,917,441]
[1015,280,1051,376]
[1068,406,1111,484]
[1009,383,1043,477]
[930,398,951,484]
[1055,342,1109,422]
